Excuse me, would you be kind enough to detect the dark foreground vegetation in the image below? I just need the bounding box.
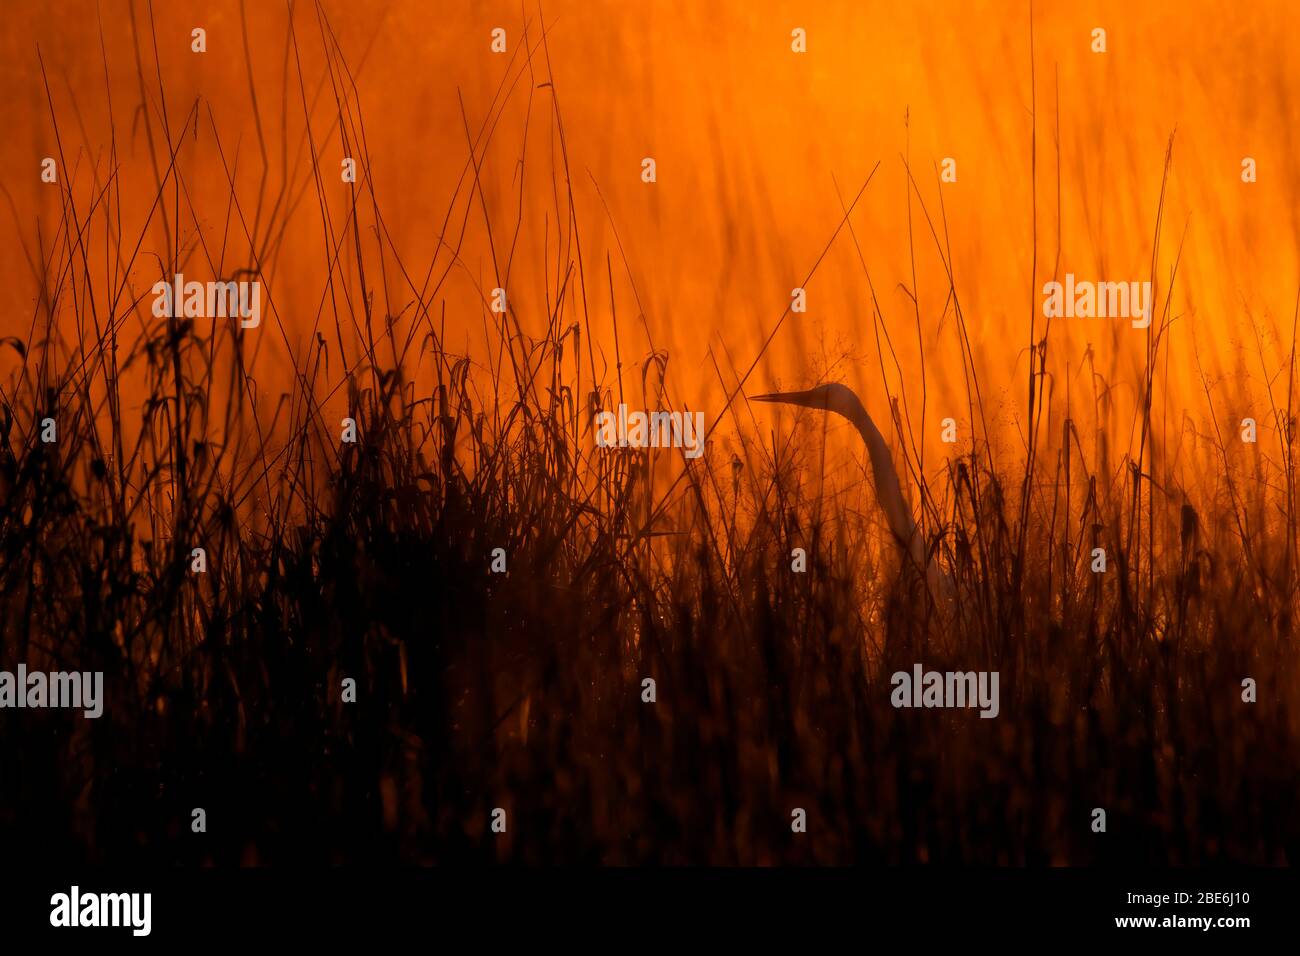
[2,5,1297,866]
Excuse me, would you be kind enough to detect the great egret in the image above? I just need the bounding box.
[751,383,930,577]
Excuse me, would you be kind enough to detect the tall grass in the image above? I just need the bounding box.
[1,1,1297,865]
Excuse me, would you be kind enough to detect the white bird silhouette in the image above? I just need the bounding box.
[752,383,932,580]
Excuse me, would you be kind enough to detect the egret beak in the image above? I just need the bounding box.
[749,389,826,410]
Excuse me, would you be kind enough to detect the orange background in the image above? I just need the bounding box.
[2,0,1298,499]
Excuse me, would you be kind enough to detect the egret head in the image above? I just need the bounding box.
[750,382,862,417]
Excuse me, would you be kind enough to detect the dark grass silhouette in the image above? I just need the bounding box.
[2,3,1298,865]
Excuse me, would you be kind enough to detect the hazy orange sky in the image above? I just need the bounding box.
[3,0,1298,495]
